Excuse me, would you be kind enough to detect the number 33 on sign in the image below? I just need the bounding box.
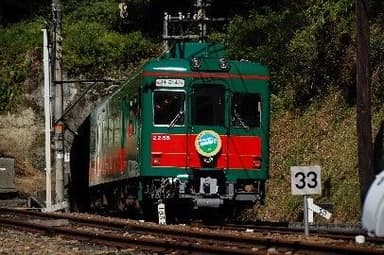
[290,165,322,195]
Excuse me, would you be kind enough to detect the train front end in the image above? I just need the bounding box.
[140,42,270,211]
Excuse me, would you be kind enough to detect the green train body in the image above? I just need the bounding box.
[70,41,270,218]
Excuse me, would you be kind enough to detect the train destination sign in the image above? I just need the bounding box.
[290,165,321,195]
[155,79,185,87]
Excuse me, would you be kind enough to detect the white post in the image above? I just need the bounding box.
[42,28,52,210]
[158,202,166,225]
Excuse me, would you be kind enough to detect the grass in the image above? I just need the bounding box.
[254,91,363,223]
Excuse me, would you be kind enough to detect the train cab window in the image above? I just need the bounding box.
[232,93,261,128]
[153,91,185,126]
[192,85,225,126]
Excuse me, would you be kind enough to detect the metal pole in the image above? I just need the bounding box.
[356,0,374,206]
[163,12,169,52]
[42,29,52,210]
[303,195,309,236]
[195,0,206,40]
[52,0,65,204]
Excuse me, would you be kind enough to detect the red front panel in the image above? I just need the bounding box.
[151,133,262,170]
[227,136,262,169]
[151,134,187,167]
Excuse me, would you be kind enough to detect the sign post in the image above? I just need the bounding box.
[303,194,309,235]
[291,165,322,236]
[307,197,332,223]
[158,202,166,225]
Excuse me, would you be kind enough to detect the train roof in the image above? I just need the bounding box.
[143,42,269,77]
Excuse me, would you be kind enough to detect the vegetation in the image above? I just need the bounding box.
[0,19,44,111]
[1,0,384,222]
[0,0,158,112]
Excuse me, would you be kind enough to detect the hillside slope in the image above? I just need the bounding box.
[249,92,384,223]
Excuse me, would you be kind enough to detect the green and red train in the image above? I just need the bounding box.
[70,9,270,220]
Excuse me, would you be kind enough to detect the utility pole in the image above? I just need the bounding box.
[356,0,374,206]
[52,0,65,206]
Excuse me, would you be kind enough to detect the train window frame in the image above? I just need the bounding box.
[153,89,186,127]
[231,93,262,129]
[114,117,121,145]
[191,84,225,126]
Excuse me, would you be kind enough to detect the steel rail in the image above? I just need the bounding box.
[0,208,383,255]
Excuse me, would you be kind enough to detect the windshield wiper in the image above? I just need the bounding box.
[168,110,184,128]
[233,109,249,130]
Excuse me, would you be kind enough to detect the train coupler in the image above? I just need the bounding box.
[194,197,223,209]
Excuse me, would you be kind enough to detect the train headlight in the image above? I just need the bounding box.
[191,57,201,71]
[219,58,230,71]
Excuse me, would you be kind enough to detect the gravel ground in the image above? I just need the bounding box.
[0,197,154,255]
[0,226,129,254]
[0,226,157,255]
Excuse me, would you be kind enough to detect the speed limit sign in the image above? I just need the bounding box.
[291,166,321,195]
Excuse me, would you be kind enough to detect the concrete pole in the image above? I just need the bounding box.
[52,0,65,203]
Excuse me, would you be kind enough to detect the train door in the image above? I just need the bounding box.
[187,83,228,169]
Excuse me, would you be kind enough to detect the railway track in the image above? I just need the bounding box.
[205,221,384,244]
[0,208,383,254]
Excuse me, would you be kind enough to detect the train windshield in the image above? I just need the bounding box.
[153,91,185,126]
[191,85,225,126]
[231,93,261,128]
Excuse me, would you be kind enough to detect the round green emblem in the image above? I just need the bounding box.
[194,130,222,157]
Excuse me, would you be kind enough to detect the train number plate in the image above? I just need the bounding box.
[156,79,184,87]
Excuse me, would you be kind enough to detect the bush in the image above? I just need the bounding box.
[65,0,122,31]
[287,0,354,107]
[64,21,158,76]
[224,9,305,94]
[370,23,384,106]
[0,19,44,112]
[224,1,355,109]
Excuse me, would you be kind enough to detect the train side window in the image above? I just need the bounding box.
[114,118,120,145]
[109,118,114,144]
[153,91,185,126]
[103,118,108,146]
[231,93,261,128]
